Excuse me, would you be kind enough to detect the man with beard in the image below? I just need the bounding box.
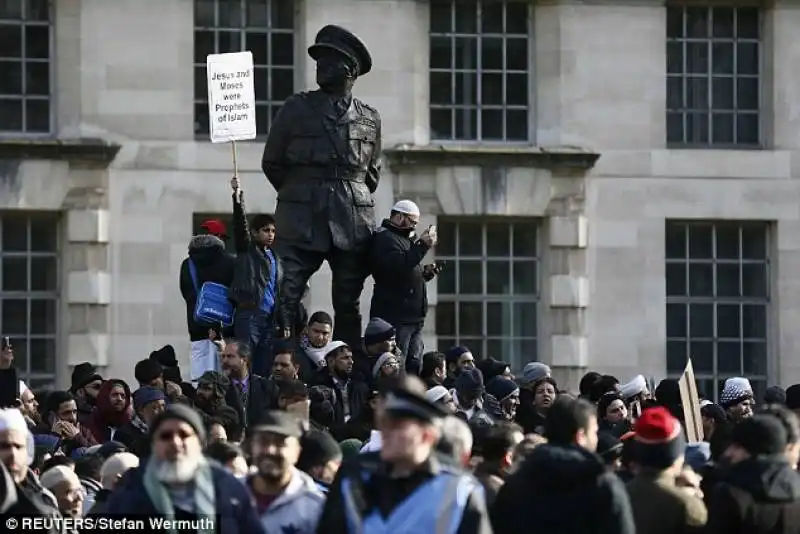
[115,387,166,457]
[312,341,369,441]
[247,411,325,534]
[486,376,520,422]
[86,379,132,443]
[194,371,241,441]
[220,340,274,430]
[19,387,40,431]
[68,362,103,427]
[40,465,84,518]
[103,405,263,533]
[38,391,98,452]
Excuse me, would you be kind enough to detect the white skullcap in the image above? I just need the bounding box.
[425,386,449,404]
[100,453,139,488]
[620,375,647,400]
[391,200,420,217]
[19,381,28,395]
[40,465,80,490]
[0,408,28,435]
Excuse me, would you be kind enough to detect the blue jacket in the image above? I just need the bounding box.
[102,463,264,534]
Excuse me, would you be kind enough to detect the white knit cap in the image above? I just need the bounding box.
[100,453,140,488]
[391,200,420,217]
[425,386,449,404]
[720,377,753,408]
[0,408,27,434]
[372,352,398,378]
[620,375,647,400]
[40,465,80,491]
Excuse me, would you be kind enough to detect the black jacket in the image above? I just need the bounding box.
[311,371,370,442]
[179,234,236,341]
[369,219,431,326]
[491,443,635,534]
[228,191,283,322]
[228,374,280,430]
[706,456,800,534]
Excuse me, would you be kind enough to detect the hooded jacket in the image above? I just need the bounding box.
[250,468,325,534]
[179,234,236,341]
[706,456,800,534]
[491,443,635,534]
[87,379,132,443]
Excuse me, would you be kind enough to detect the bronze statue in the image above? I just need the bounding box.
[262,25,381,350]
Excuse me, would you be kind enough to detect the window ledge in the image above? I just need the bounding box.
[383,144,601,171]
[0,138,121,167]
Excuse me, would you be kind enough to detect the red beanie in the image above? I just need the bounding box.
[633,406,685,468]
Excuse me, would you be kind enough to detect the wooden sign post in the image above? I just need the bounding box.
[678,359,704,442]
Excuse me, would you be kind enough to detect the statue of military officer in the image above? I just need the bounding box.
[262,25,381,351]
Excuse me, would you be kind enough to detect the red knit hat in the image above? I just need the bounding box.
[633,406,685,468]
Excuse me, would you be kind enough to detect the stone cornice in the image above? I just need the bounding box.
[383,144,601,171]
[0,138,122,167]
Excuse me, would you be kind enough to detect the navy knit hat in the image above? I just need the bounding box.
[787,384,800,410]
[486,376,518,403]
[633,406,685,469]
[133,386,165,411]
[363,318,395,346]
[455,368,484,395]
[764,386,787,405]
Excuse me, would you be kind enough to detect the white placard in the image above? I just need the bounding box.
[206,51,257,143]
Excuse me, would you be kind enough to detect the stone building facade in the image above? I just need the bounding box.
[0,0,797,399]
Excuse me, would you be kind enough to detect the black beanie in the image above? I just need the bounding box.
[149,345,178,368]
[729,414,787,456]
[296,430,342,472]
[135,358,163,385]
[150,404,207,444]
[45,390,74,416]
[70,362,102,392]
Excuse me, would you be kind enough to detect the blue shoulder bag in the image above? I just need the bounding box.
[188,260,234,327]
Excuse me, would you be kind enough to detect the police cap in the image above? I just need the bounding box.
[308,25,372,76]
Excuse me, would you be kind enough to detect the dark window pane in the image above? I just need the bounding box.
[455,72,477,106]
[253,67,267,100]
[667,77,683,110]
[1,299,26,335]
[218,31,240,54]
[737,43,759,75]
[438,262,455,294]
[2,217,26,251]
[711,43,733,74]
[716,226,739,259]
[430,36,451,69]
[458,261,482,294]
[686,112,709,144]
[712,113,734,144]
[218,0,243,27]
[246,31,268,64]
[0,61,22,94]
[30,299,56,335]
[686,7,709,38]
[31,256,56,291]
[29,338,56,374]
[2,258,27,291]
[459,223,483,255]
[481,38,502,70]
[689,303,713,337]
[26,98,49,132]
[454,1,477,33]
[737,114,759,145]
[712,7,734,37]
[506,73,526,106]
[717,303,740,338]
[712,78,733,109]
[737,78,759,111]
[24,25,48,59]
[743,342,767,375]
[194,66,207,100]
[506,109,528,141]
[246,0,267,27]
[486,302,509,336]
[716,263,740,297]
[666,303,687,338]
[486,223,510,256]
[742,304,766,339]
[454,108,477,140]
[666,263,687,296]
[487,261,510,294]
[270,33,293,66]
[481,108,503,140]
[686,42,709,73]
[666,223,686,258]
[438,338,457,353]
[686,77,708,110]
[513,223,536,256]
[718,341,741,374]
[435,301,456,336]
[270,0,294,29]
[667,112,683,143]
[736,8,760,39]
[430,72,452,105]
[430,108,452,139]
[0,23,21,57]
[458,302,483,337]
[481,72,502,106]
[271,68,293,101]
[667,42,683,75]
[690,341,714,373]
[742,263,767,297]
[454,37,477,69]
[255,103,269,134]
[482,2,503,33]
[667,340,687,373]
[30,218,56,252]
[506,3,528,34]
[506,38,527,71]
[25,0,49,21]
[25,61,48,95]
[437,222,456,256]
[689,225,713,258]
[430,1,452,33]
[194,102,209,134]
[741,226,766,259]
[194,0,215,26]
[667,8,683,39]
[513,302,536,338]
[513,261,537,295]
[194,30,215,64]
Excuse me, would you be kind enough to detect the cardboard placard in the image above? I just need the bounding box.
[206,51,257,144]
[678,359,704,442]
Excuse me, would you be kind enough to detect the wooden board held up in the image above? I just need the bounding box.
[678,359,704,442]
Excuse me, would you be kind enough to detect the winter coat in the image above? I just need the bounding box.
[626,472,707,534]
[86,379,132,443]
[249,468,325,534]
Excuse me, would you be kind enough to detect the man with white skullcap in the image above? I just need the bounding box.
[368,199,443,374]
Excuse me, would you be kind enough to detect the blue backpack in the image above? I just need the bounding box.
[188,260,234,327]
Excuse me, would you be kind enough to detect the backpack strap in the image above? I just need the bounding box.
[187,260,199,292]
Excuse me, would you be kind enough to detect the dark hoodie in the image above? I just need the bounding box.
[490,443,635,534]
[86,379,132,443]
[179,234,235,341]
[706,456,800,534]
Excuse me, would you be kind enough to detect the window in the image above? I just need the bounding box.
[0,213,59,388]
[0,0,53,134]
[666,6,761,146]
[194,0,295,136]
[665,221,769,402]
[429,0,531,142]
[435,219,539,369]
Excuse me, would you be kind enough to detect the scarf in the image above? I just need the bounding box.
[300,336,328,367]
[142,457,216,534]
[131,414,148,434]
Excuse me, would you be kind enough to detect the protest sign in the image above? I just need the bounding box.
[678,359,704,442]
[206,51,257,146]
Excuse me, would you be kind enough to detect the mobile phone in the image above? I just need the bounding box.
[429,225,437,234]
[1,337,9,351]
